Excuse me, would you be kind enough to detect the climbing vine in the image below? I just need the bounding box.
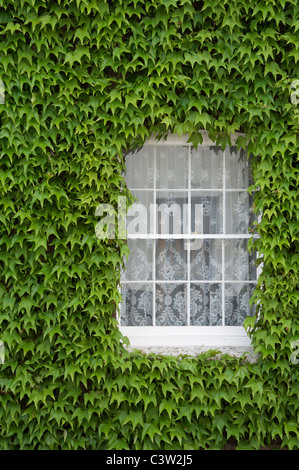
[0,0,298,450]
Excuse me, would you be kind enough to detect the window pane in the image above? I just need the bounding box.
[224,239,257,281]
[127,190,154,235]
[191,192,223,234]
[191,146,223,189]
[121,239,153,281]
[224,283,256,326]
[120,283,153,326]
[190,239,222,280]
[156,146,188,189]
[156,283,187,326]
[156,239,187,281]
[125,146,155,189]
[225,146,253,189]
[225,192,256,234]
[190,283,222,326]
[156,191,188,235]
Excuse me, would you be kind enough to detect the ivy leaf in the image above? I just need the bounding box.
[141,423,162,443]
[264,61,282,77]
[74,27,91,44]
[188,131,203,149]
[123,411,144,431]
[213,412,230,433]
[159,398,174,419]
[64,46,90,67]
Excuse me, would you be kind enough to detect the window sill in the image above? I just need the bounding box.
[119,326,251,347]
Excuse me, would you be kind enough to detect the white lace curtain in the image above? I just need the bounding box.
[120,144,257,327]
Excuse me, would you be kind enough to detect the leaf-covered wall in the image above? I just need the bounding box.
[0,0,298,450]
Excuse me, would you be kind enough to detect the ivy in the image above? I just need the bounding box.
[0,0,298,450]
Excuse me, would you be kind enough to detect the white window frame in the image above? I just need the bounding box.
[119,132,261,348]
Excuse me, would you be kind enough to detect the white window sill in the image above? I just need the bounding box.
[119,327,259,362]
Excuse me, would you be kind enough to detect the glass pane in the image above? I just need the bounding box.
[120,283,153,326]
[156,191,188,235]
[121,239,153,281]
[225,146,253,189]
[127,190,153,235]
[156,146,188,189]
[125,146,155,189]
[225,192,256,234]
[190,239,222,280]
[225,283,256,326]
[156,283,187,326]
[156,239,187,281]
[191,192,223,234]
[224,239,257,281]
[190,283,222,326]
[191,146,223,189]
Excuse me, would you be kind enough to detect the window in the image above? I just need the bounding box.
[119,133,260,347]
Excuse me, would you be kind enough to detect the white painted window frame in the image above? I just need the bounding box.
[119,132,262,348]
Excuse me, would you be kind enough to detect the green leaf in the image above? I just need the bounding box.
[123,410,144,431]
[159,399,174,419]
[141,423,162,443]
[64,46,90,67]
[284,422,299,438]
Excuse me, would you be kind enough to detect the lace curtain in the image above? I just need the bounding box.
[120,144,257,327]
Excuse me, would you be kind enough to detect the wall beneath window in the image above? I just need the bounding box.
[126,345,259,363]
